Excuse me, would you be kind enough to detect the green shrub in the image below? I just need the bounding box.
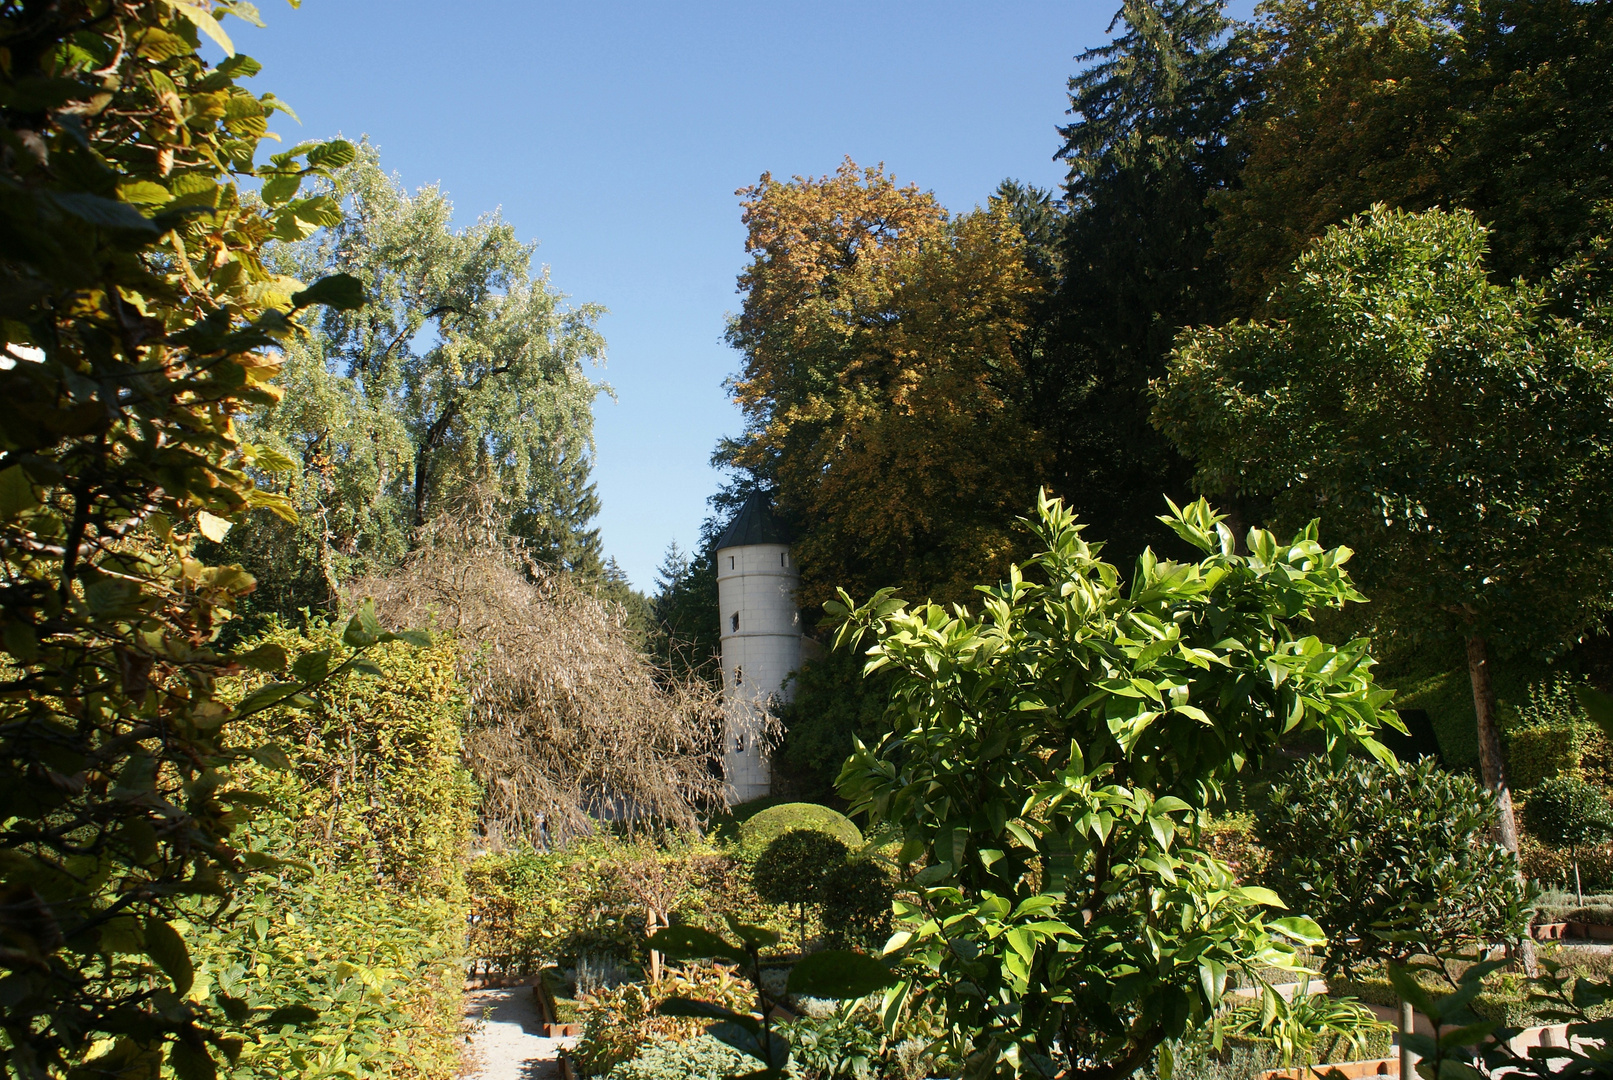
[739,803,863,851]
[753,830,851,949]
[191,620,477,1080]
[606,1035,750,1080]
[1522,837,1613,895]
[467,834,769,974]
[574,965,755,1076]
[818,859,895,951]
[1257,755,1530,976]
[1524,775,1613,852]
[1507,723,1583,789]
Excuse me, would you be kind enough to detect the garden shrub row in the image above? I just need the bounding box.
[194,619,477,1080]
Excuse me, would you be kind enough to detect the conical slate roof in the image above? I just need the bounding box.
[715,492,791,550]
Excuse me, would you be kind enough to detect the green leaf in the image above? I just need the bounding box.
[1236,885,1287,909]
[234,643,287,673]
[142,919,193,995]
[306,139,357,169]
[290,649,331,684]
[169,0,236,55]
[646,925,745,963]
[1268,916,1327,947]
[165,1043,215,1080]
[0,465,41,517]
[259,173,301,206]
[1386,964,1437,1019]
[292,273,365,311]
[45,192,160,233]
[246,744,294,771]
[787,950,897,999]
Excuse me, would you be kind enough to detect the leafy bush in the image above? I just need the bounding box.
[753,830,851,948]
[740,803,864,852]
[1257,755,1530,976]
[0,2,365,1072]
[574,964,756,1076]
[1521,836,1613,895]
[1524,775,1613,853]
[836,495,1394,1078]
[606,1035,750,1080]
[467,835,764,975]
[187,622,477,1080]
[819,860,896,952]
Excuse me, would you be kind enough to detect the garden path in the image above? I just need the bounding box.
[463,987,574,1080]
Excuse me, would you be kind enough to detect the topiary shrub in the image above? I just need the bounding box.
[752,829,850,949]
[1257,755,1531,976]
[739,802,863,852]
[1523,774,1613,902]
[818,859,895,951]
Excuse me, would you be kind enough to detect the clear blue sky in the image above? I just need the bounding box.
[229,1,1255,592]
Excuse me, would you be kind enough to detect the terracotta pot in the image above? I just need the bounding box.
[1533,922,1568,940]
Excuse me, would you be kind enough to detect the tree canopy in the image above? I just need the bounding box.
[227,147,608,617]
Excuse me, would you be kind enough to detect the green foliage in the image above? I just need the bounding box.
[1216,0,1613,302]
[576,965,757,1077]
[1159,204,1613,660]
[467,836,772,974]
[187,619,476,1080]
[739,804,863,853]
[1036,0,1251,566]
[1390,952,1613,1077]
[647,540,722,685]
[753,831,851,910]
[1523,776,1613,855]
[0,3,390,1072]
[1256,756,1531,977]
[753,830,851,951]
[646,920,897,1080]
[226,144,609,619]
[833,492,1393,1078]
[819,860,896,953]
[776,647,896,800]
[605,1035,749,1080]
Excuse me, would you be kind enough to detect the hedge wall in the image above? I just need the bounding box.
[196,619,478,1080]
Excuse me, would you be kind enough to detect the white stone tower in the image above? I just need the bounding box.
[714,493,800,805]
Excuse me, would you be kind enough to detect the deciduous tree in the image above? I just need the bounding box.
[1157,205,1613,857]
[720,160,1046,611]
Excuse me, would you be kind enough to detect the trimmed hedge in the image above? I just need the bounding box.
[737,802,863,851]
[196,619,477,1080]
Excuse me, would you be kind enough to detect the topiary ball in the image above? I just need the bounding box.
[752,829,849,908]
[819,858,895,950]
[738,802,862,852]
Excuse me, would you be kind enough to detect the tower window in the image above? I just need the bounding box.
[729,556,735,569]
[731,611,740,632]
[735,666,743,686]
[780,552,787,567]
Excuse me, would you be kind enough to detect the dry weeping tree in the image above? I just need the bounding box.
[352,489,747,844]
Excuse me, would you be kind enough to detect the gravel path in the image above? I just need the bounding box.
[463,987,575,1080]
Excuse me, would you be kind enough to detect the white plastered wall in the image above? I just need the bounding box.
[715,542,800,804]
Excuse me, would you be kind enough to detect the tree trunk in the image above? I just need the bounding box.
[1398,997,1416,1080]
[1466,633,1537,974]
[1467,634,1520,850]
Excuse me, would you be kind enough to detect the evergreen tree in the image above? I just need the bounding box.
[1036,0,1253,566]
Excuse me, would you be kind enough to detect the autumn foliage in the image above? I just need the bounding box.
[722,160,1046,611]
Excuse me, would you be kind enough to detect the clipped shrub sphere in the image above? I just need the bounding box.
[752,829,850,908]
[738,802,862,852]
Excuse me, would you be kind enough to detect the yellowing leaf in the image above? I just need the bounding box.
[194,510,232,542]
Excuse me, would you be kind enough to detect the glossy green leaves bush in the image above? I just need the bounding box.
[833,492,1395,1079]
[1258,755,1530,977]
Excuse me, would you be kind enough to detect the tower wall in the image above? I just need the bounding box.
[715,541,800,805]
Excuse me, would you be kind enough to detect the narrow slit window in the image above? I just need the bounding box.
[729,556,735,569]
[731,611,740,632]
[780,552,787,567]
[735,666,743,686]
